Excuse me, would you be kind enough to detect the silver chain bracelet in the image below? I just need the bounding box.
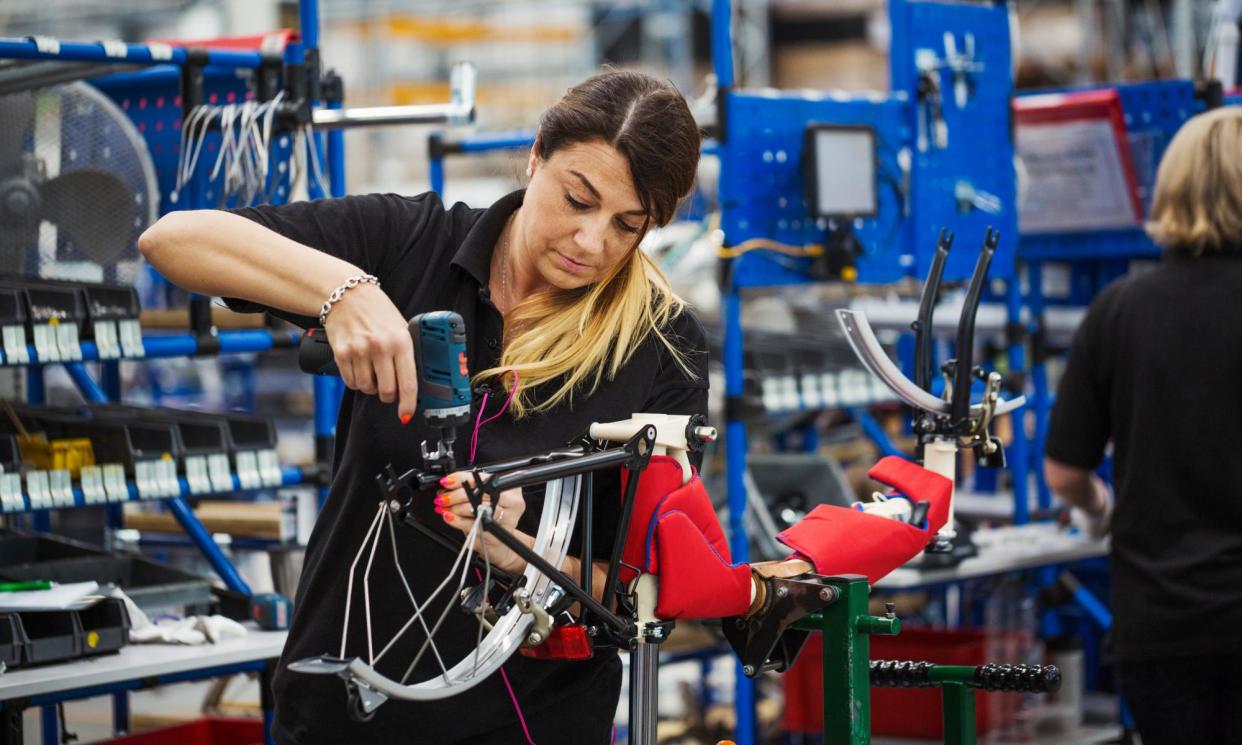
[319,274,380,325]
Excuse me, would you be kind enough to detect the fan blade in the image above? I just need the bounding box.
[0,91,34,175]
[40,169,136,264]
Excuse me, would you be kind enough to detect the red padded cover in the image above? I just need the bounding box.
[619,457,752,619]
[775,456,952,583]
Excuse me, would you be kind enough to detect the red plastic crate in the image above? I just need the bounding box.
[783,630,1025,739]
[99,717,264,745]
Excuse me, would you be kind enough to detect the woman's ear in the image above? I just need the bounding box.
[526,134,542,179]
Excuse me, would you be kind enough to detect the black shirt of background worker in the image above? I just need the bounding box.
[1046,249,1242,663]
[226,190,709,745]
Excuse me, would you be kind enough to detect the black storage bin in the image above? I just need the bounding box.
[0,529,213,613]
[77,597,130,657]
[0,614,26,668]
[0,556,211,612]
[0,532,102,565]
[17,610,82,666]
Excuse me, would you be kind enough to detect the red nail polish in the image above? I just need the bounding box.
[400,413,412,425]
[440,476,456,488]
[443,512,455,523]
[435,495,447,506]
[434,506,444,515]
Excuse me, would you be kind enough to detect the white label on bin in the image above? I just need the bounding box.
[207,453,233,492]
[56,322,82,361]
[94,320,121,360]
[135,461,159,500]
[26,471,52,509]
[235,451,261,490]
[0,474,24,512]
[32,324,60,363]
[102,464,128,502]
[1,325,28,365]
[185,456,211,495]
[820,372,840,408]
[258,449,282,487]
[800,373,822,409]
[158,459,180,497]
[118,319,144,358]
[49,469,74,507]
[80,466,107,505]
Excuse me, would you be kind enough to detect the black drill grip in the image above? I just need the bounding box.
[298,328,338,376]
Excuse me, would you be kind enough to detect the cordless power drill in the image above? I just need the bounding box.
[299,310,474,480]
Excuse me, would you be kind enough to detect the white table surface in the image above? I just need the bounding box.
[879,523,1108,589]
[0,628,287,700]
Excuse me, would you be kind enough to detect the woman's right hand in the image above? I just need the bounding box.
[322,282,420,423]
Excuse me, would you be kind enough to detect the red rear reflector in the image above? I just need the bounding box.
[519,624,594,661]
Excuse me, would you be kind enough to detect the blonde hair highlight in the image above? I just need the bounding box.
[1146,106,1242,255]
[477,246,691,418]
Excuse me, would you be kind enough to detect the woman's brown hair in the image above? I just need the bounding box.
[477,70,702,417]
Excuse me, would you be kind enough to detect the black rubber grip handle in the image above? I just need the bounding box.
[973,663,1061,693]
[870,660,1061,694]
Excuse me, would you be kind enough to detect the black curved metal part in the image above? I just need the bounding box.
[723,577,841,678]
[913,228,953,393]
[949,227,999,428]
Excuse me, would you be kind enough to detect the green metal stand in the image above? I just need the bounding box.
[792,575,1060,745]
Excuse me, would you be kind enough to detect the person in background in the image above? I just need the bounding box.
[1044,105,1242,745]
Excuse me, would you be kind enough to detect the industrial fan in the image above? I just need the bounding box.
[0,82,158,285]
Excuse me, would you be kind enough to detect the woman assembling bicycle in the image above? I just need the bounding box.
[140,70,707,745]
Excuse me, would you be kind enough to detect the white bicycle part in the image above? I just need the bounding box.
[289,472,582,713]
[835,309,1025,418]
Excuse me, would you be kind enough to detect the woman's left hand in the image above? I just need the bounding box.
[434,471,530,574]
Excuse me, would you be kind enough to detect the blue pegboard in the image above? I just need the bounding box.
[719,91,912,287]
[91,67,296,215]
[1018,79,1207,261]
[718,0,1017,289]
[890,0,1018,282]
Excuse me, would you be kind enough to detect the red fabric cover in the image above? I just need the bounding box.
[618,457,752,619]
[775,456,953,583]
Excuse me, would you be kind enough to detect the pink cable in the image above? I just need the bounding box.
[469,371,520,465]
[467,370,536,745]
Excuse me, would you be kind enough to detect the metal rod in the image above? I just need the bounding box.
[8,330,302,368]
[914,229,952,392]
[629,642,660,745]
[0,60,140,96]
[312,104,473,131]
[951,229,998,426]
[480,516,628,634]
[165,495,252,595]
[580,471,594,626]
[63,362,109,404]
[602,463,644,616]
[0,39,262,69]
[488,447,634,494]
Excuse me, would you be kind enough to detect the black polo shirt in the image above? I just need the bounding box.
[1046,250,1242,662]
[227,190,709,744]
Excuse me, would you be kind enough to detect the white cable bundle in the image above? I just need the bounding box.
[171,91,327,207]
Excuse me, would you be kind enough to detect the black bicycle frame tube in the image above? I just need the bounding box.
[481,514,630,634]
[914,228,953,392]
[951,228,999,426]
[603,460,644,616]
[580,471,594,627]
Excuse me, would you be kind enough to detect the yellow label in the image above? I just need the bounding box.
[87,631,99,648]
[48,317,59,327]
[162,452,174,461]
